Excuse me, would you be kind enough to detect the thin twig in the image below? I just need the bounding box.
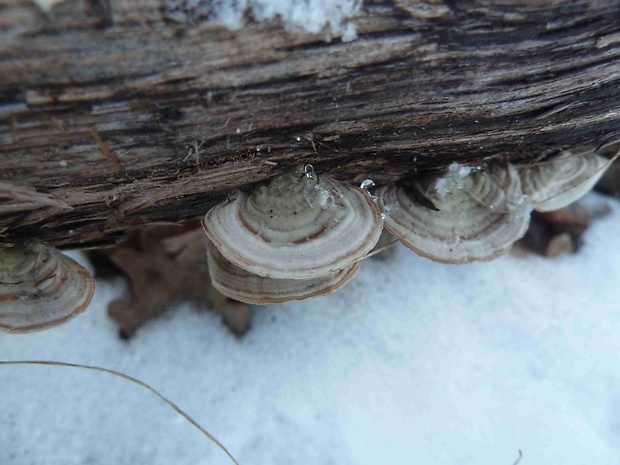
[0,360,239,465]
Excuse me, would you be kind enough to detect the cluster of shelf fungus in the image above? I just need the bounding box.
[1,146,618,333]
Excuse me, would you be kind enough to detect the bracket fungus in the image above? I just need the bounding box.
[202,165,383,279]
[519,146,615,212]
[0,240,95,333]
[206,240,362,304]
[377,163,531,264]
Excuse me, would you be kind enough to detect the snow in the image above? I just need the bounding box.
[31,0,64,11]
[434,162,474,200]
[2,192,620,465]
[38,0,362,41]
[162,0,361,40]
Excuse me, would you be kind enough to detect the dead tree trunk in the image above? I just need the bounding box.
[1,0,619,249]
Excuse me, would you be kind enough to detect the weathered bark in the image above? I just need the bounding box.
[0,0,619,249]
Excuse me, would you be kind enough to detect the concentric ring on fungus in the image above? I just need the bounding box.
[377,163,531,264]
[0,240,95,333]
[206,240,362,304]
[519,146,613,212]
[202,166,383,279]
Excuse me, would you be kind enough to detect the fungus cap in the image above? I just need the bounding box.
[206,240,361,304]
[0,240,95,333]
[202,168,383,279]
[378,163,531,264]
[519,147,610,212]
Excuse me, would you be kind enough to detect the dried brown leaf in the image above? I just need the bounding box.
[96,225,252,338]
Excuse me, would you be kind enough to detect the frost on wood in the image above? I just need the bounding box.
[162,0,362,40]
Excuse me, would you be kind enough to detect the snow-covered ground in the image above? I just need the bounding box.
[2,193,620,465]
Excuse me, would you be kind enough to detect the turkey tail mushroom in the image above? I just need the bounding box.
[202,165,383,280]
[519,146,619,212]
[377,163,531,264]
[206,240,362,305]
[0,240,95,333]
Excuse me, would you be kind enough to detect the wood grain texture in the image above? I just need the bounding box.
[1,0,619,249]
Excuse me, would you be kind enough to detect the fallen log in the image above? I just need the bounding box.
[1,0,619,249]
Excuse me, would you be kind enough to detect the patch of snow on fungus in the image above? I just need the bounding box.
[434,162,474,200]
[163,0,362,40]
